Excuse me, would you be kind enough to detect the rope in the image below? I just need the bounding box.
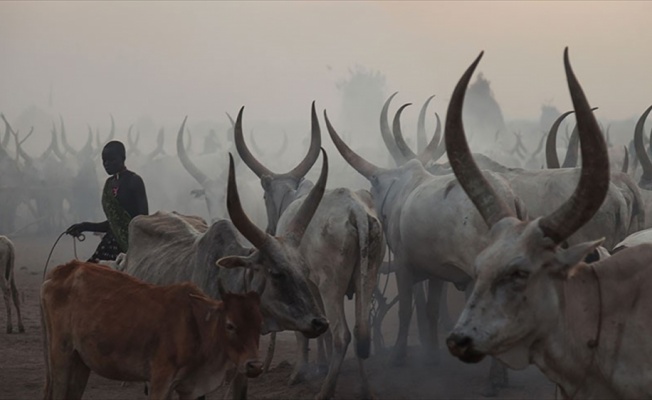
[42,232,85,281]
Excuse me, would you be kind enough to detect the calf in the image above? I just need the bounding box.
[41,260,263,400]
[0,235,24,333]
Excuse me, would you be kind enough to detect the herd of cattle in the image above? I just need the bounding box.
[2,48,652,399]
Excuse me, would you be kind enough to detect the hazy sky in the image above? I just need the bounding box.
[1,1,651,137]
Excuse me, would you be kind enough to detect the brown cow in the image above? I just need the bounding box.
[1,235,24,334]
[41,260,263,400]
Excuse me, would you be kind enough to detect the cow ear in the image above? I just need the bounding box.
[551,238,605,278]
[216,253,260,271]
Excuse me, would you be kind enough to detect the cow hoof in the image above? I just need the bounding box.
[316,363,329,377]
[288,369,306,386]
[18,325,25,333]
[6,326,12,334]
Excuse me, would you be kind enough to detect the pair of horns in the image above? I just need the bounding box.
[380,93,444,166]
[235,102,321,180]
[225,146,329,248]
[445,48,609,244]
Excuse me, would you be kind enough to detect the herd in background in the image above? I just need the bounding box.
[2,48,652,399]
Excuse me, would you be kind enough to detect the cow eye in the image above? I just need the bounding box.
[226,322,236,332]
[511,270,529,281]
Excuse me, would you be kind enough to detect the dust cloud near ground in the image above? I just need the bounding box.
[0,234,555,399]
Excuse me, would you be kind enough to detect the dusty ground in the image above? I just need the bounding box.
[0,233,556,400]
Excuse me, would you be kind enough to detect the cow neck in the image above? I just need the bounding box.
[532,264,604,398]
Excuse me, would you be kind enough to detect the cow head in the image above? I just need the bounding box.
[216,149,329,339]
[191,291,264,378]
[234,104,321,235]
[444,49,609,369]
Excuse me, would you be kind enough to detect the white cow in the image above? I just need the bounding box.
[447,49,652,399]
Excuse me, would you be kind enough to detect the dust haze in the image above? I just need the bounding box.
[1,1,650,156]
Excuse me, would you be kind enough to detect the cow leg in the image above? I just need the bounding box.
[1,277,12,333]
[228,373,248,400]
[65,352,91,400]
[438,283,453,332]
[10,276,24,333]
[148,373,174,400]
[262,332,276,373]
[317,335,329,376]
[423,278,444,365]
[315,298,350,400]
[357,358,373,400]
[414,281,429,349]
[288,332,310,385]
[390,263,413,366]
[47,334,76,400]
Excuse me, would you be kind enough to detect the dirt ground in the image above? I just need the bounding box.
[0,233,557,400]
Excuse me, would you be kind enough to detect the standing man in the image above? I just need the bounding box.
[66,140,148,263]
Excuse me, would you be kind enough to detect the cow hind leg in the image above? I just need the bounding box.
[10,276,24,333]
[1,278,12,333]
[315,299,350,400]
[316,335,329,376]
[390,264,413,366]
[65,352,91,400]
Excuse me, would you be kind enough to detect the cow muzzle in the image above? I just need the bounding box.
[303,317,329,338]
[446,332,486,363]
[245,359,263,378]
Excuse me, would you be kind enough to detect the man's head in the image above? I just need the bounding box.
[102,140,126,175]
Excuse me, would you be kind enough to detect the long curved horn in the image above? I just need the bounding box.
[226,153,268,248]
[234,106,274,178]
[107,114,115,142]
[285,148,328,245]
[59,115,77,155]
[392,103,418,161]
[287,101,321,179]
[325,110,384,180]
[380,92,409,166]
[562,107,599,169]
[50,123,65,161]
[176,116,209,185]
[420,113,444,164]
[561,124,579,168]
[147,128,165,161]
[235,102,321,180]
[417,95,436,153]
[622,145,629,174]
[444,52,514,227]
[633,105,652,184]
[538,48,610,244]
[545,110,574,168]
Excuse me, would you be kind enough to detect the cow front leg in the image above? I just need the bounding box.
[262,332,276,373]
[2,279,13,333]
[10,277,24,333]
[230,372,248,400]
[390,264,413,366]
[423,278,444,365]
[288,332,310,385]
[482,358,509,397]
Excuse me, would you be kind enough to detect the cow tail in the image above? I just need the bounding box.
[353,206,383,359]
